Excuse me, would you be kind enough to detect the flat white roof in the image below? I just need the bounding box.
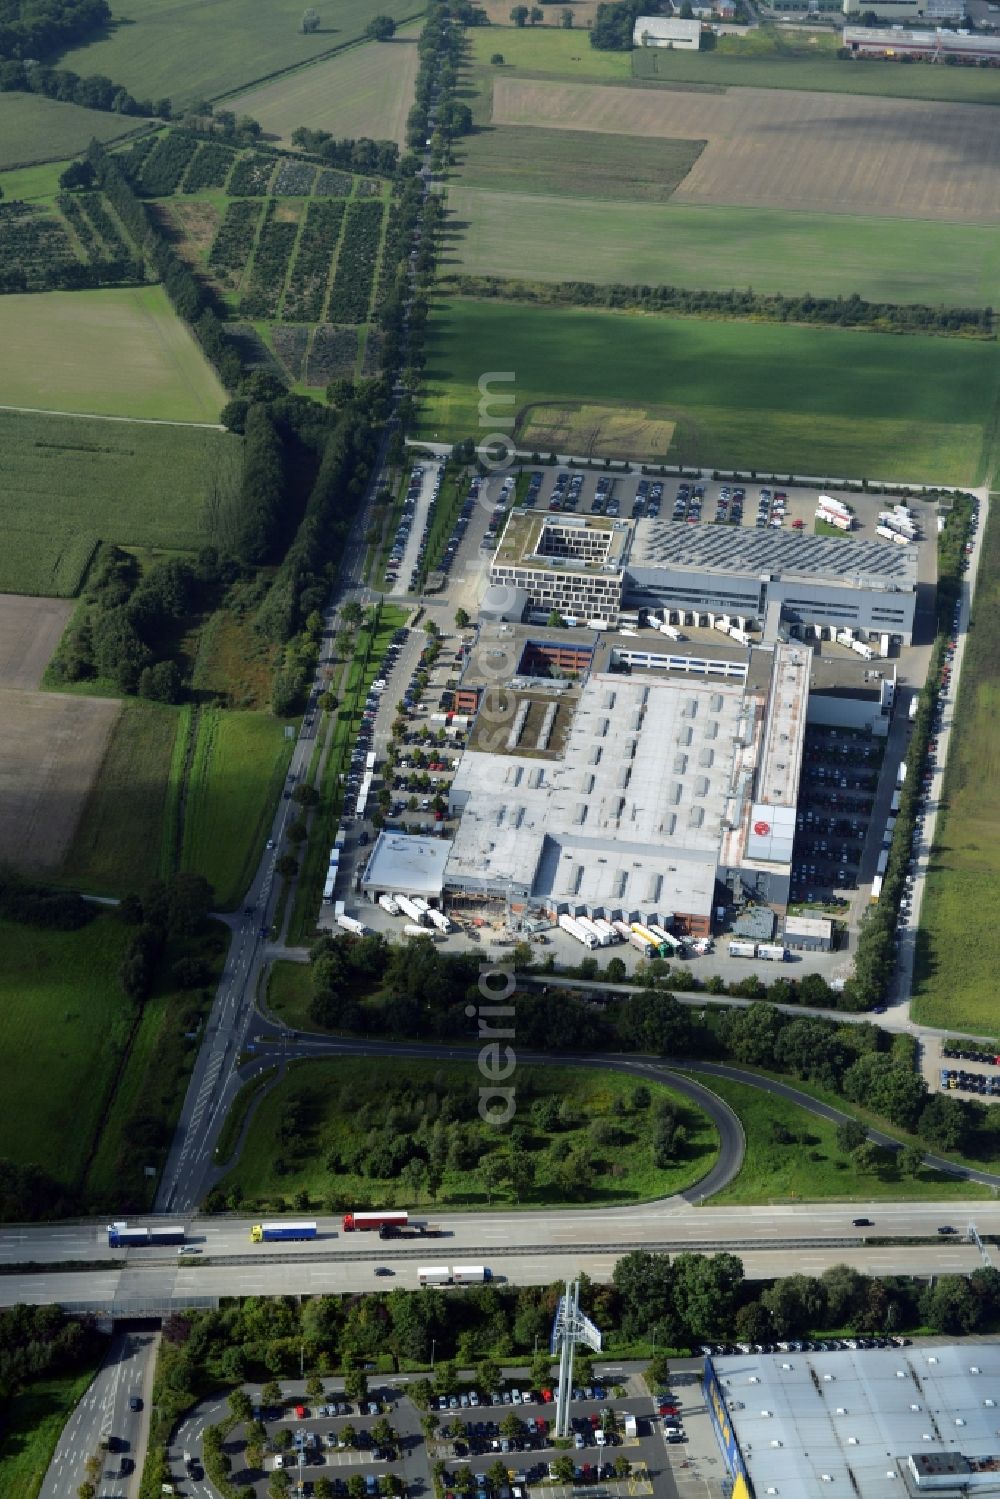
[446,672,747,918]
[785,914,833,939]
[361,833,451,898]
[714,1345,1000,1499]
[633,14,702,40]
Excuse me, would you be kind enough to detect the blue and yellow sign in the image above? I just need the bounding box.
[703,1359,751,1490]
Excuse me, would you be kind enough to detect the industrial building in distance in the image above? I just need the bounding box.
[706,1344,1000,1499]
[843,24,1000,60]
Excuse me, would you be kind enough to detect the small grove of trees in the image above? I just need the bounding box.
[302,7,321,30]
[366,13,396,37]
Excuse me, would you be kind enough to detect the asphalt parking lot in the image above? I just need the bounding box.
[789,724,884,908]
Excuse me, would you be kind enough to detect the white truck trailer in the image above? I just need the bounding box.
[418,1266,452,1286]
[378,894,401,917]
[593,918,619,944]
[395,894,426,925]
[758,944,787,962]
[403,924,434,939]
[322,873,336,904]
[576,916,611,947]
[426,908,452,934]
[658,622,685,641]
[728,941,757,958]
[558,913,598,950]
[817,507,852,532]
[336,913,369,937]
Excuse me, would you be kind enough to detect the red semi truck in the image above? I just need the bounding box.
[342,1210,409,1233]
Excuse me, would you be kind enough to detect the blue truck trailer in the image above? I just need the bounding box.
[251,1221,318,1243]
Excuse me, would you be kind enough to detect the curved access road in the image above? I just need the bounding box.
[214,1028,1000,1196]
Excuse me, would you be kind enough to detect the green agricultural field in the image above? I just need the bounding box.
[214,1057,720,1209]
[419,298,1000,483]
[56,0,422,109]
[0,286,227,422]
[914,501,1000,1033]
[631,27,1000,105]
[231,29,421,148]
[452,128,703,204]
[704,1076,990,1204]
[0,1366,101,1499]
[0,915,132,1190]
[469,27,633,80]
[0,92,141,171]
[59,700,181,895]
[0,409,238,596]
[180,709,295,909]
[446,189,1000,306]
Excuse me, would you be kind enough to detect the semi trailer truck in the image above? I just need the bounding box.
[250,1221,317,1242]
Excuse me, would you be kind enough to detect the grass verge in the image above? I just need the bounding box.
[702,1075,992,1204]
[913,496,1000,1031]
[214,1067,279,1165]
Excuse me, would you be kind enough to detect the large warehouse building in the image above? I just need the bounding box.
[489,513,917,646]
[706,1345,1000,1499]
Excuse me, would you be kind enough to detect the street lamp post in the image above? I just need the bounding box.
[431,1338,436,1370]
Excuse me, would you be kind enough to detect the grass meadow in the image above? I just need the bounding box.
[0,92,141,171]
[267,959,313,1028]
[704,1076,991,1204]
[914,499,1000,1033]
[0,286,227,421]
[179,709,295,909]
[56,0,423,109]
[59,701,181,895]
[215,1057,720,1209]
[445,189,1000,307]
[419,299,1000,483]
[469,28,633,80]
[0,915,132,1189]
[0,409,236,596]
[0,1366,101,1499]
[231,29,421,148]
[451,127,704,203]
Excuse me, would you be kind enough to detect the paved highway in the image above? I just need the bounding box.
[39,1329,157,1499]
[0,1242,988,1313]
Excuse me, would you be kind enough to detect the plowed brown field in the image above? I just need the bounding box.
[492,77,1000,220]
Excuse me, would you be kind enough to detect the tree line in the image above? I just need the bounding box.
[0,56,168,119]
[0,0,110,62]
[146,1252,1000,1406]
[289,128,399,176]
[442,274,995,339]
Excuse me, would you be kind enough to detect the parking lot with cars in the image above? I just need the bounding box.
[790,725,884,910]
[170,1371,688,1499]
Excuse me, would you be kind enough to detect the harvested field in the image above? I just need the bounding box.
[492,78,1000,221]
[0,596,73,691]
[0,685,120,873]
[165,199,222,261]
[521,402,675,462]
[231,33,420,149]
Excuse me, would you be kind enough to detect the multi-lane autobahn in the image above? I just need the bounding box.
[1,1199,994,1313]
